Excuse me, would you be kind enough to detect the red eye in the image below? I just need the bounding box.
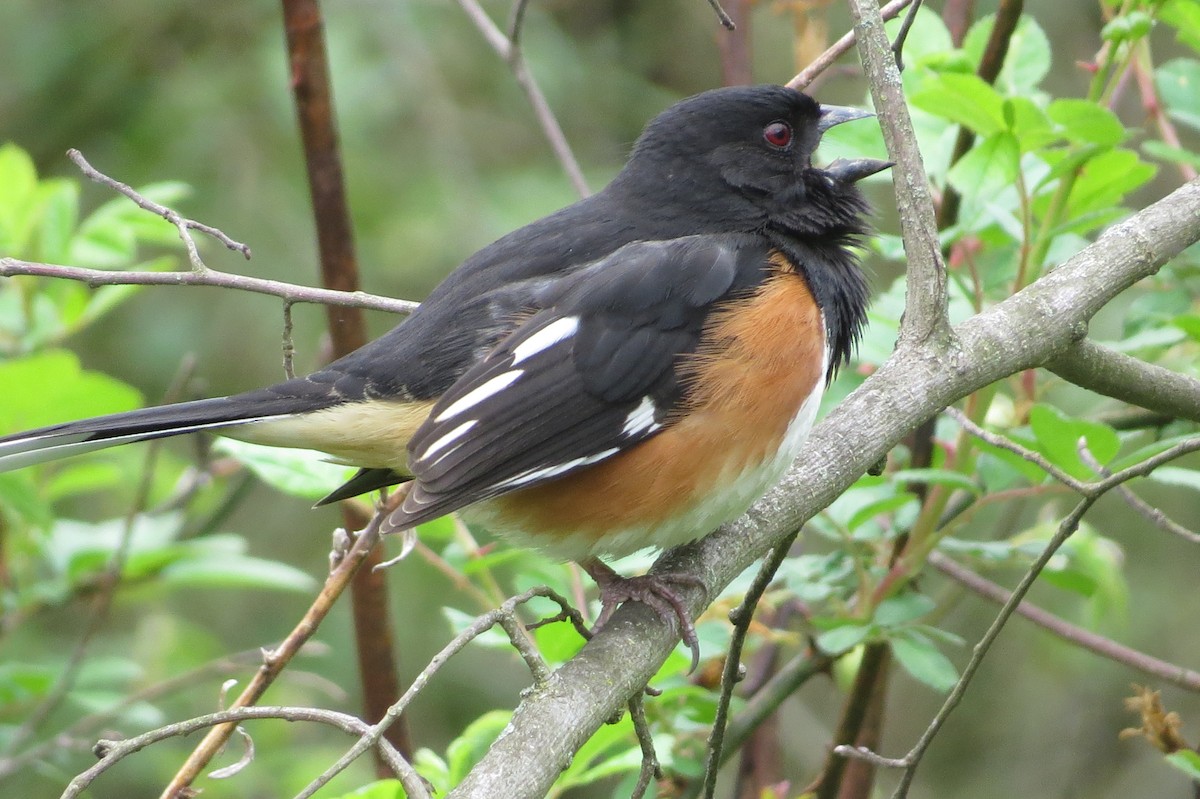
[763,121,793,148]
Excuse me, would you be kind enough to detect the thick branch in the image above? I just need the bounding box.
[450,174,1200,797]
[1045,338,1200,424]
[847,0,950,348]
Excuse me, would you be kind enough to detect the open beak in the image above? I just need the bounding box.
[817,104,875,133]
[824,157,894,183]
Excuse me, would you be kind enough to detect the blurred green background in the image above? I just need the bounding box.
[2,0,1198,796]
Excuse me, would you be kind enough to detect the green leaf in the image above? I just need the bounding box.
[557,716,644,790]
[1155,58,1200,131]
[160,555,316,592]
[0,471,53,529]
[873,592,936,627]
[1145,466,1200,492]
[532,616,586,664]
[1108,433,1200,473]
[1142,140,1200,169]
[890,630,959,693]
[1006,97,1059,150]
[1028,405,1120,480]
[1048,99,1127,147]
[328,781,405,799]
[35,178,80,263]
[815,622,873,655]
[0,142,40,255]
[964,14,1052,94]
[445,710,511,784]
[884,6,953,68]
[891,467,982,496]
[1161,0,1200,54]
[212,438,355,500]
[1067,148,1157,216]
[0,350,142,439]
[947,131,1020,197]
[910,73,1008,135]
[1166,750,1200,781]
[845,492,918,536]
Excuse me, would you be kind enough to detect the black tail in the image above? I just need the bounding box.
[0,388,332,472]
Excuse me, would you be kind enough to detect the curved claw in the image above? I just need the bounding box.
[583,559,707,673]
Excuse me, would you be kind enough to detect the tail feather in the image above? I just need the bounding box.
[0,390,333,472]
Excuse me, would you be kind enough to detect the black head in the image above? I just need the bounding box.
[611,85,888,240]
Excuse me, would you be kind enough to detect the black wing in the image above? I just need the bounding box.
[389,234,770,528]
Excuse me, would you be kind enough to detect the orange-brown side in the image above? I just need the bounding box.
[489,252,826,544]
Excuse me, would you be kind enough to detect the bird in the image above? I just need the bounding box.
[0,84,888,666]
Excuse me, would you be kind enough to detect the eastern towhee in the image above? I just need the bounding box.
[0,85,888,664]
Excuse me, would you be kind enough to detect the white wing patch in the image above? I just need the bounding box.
[418,419,477,462]
[494,446,621,490]
[511,316,578,364]
[433,370,524,422]
[620,396,660,437]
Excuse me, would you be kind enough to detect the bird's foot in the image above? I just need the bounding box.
[582,559,706,672]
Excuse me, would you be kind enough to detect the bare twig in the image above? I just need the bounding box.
[787,0,915,91]
[0,258,417,314]
[628,694,662,799]
[68,149,250,265]
[60,705,418,799]
[453,0,590,197]
[159,504,390,798]
[946,407,1200,497]
[889,0,924,72]
[929,552,1200,691]
[835,434,1200,798]
[0,648,282,780]
[717,649,831,767]
[1077,443,1200,545]
[294,586,586,799]
[945,407,1080,488]
[700,528,800,799]
[703,0,736,31]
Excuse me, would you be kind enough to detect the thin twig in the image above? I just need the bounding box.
[703,0,736,31]
[947,407,1200,497]
[158,502,391,798]
[454,0,590,197]
[700,529,800,799]
[628,694,662,799]
[1077,443,1200,545]
[0,646,305,781]
[60,705,418,799]
[68,149,251,265]
[0,258,416,315]
[889,0,924,72]
[717,649,831,766]
[833,435,1200,798]
[787,0,915,91]
[929,552,1200,691]
[945,407,1081,489]
[293,586,586,799]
